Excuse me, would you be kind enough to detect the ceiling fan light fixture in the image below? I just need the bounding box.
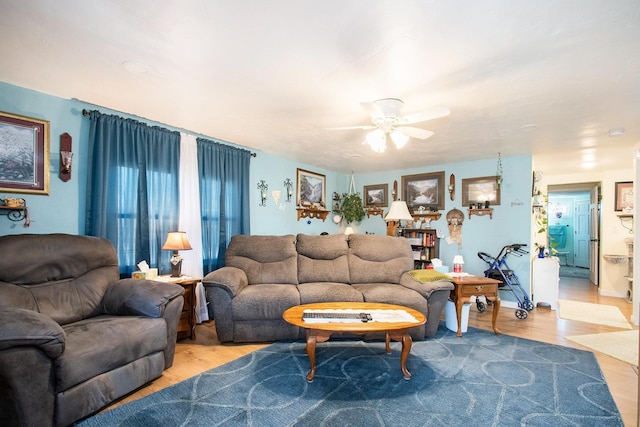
[366,129,387,153]
[390,130,409,149]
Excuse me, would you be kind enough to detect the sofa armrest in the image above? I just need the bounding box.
[103,279,185,318]
[202,266,248,298]
[399,272,454,298]
[0,307,65,358]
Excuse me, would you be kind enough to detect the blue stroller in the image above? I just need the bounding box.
[477,243,534,320]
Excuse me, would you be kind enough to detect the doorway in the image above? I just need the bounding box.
[547,183,601,286]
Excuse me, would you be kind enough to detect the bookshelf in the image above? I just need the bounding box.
[400,228,440,269]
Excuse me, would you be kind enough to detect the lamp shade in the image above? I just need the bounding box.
[344,226,355,235]
[385,201,414,221]
[162,231,193,251]
[452,255,465,265]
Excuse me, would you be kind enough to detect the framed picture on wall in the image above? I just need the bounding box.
[401,171,445,211]
[614,181,633,212]
[0,111,50,195]
[461,176,501,206]
[296,168,326,207]
[363,183,388,208]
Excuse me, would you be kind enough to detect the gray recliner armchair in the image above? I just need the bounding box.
[0,233,185,427]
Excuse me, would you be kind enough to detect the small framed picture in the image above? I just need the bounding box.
[614,181,633,212]
[363,183,388,208]
[462,176,501,206]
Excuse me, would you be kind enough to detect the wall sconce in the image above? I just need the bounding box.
[284,178,294,202]
[162,231,193,277]
[448,173,455,201]
[496,152,503,187]
[59,132,73,182]
[257,180,268,207]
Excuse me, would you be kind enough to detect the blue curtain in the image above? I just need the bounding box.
[197,138,251,274]
[85,111,181,276]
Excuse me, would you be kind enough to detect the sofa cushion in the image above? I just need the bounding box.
[348,235,413,284]
[225,235,298,285]
[56,315,167,392]
[296,234,350,283]
[352,283,428,313]
[298,282,364,304]
[232,284,300,320]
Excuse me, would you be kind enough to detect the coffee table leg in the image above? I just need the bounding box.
[388,331,413,379]
[399,334,413,379]
[385,332,391,354]
[305,334,317,382]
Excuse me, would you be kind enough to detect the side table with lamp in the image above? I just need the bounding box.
[160,231,198,339]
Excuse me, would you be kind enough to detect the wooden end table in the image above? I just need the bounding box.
[282,302,426,382]
[449,275,502,338]
[156,275,199,340]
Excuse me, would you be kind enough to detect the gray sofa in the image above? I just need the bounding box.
[203,233,454,343]
[0,233,185,427]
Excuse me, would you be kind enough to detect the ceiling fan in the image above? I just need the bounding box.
[334,98,450,153]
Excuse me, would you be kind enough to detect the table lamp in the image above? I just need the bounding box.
[162,231,192,277]
[452,255,465,273]
[384,200,414,236]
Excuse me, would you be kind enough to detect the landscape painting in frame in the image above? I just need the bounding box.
[296,168,326,208]
[402,171,445,211]
[462,176,501,206]
[363,183,388,208]
[614,181,633,212]
[0,111,50,195]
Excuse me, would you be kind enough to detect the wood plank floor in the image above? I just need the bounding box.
[106,275,638,426]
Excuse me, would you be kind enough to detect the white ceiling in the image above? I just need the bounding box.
[1,1,639,175]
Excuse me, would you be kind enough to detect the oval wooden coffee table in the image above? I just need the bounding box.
[283,302,426,382]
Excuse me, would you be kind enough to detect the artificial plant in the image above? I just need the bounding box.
[339,192,366,224]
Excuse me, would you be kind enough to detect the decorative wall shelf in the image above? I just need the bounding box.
[411,212,442,222]
[617,213,633,233]
[0,205,28,222]
[296,208,330,222]
[467,208,493,219]
[366,207,384,218]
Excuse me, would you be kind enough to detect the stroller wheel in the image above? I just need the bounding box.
[515,309,528,320]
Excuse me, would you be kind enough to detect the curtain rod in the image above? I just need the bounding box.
[81,109,257,157]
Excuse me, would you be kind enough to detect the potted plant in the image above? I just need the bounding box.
[339,192,366,224]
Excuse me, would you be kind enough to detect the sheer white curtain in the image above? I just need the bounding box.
[179,133,208,322]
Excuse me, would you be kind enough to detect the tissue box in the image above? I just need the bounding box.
[146,268,158,279]
[434,265,450,273]
[131,271,146,279]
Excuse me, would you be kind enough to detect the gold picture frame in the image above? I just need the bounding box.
[461,176,501,206]
[0,111,50,195]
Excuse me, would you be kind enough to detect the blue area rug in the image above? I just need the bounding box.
[77,324,622,426]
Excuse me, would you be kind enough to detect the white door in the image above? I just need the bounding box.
[575,200,590,268]
[588,185,600,285]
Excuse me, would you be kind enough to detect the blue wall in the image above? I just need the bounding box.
[0,81,534,303]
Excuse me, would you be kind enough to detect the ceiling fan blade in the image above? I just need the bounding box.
[396,126,434,140]
[328,125,377,130]
[360,101,385,119]
[400,106,450,125]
